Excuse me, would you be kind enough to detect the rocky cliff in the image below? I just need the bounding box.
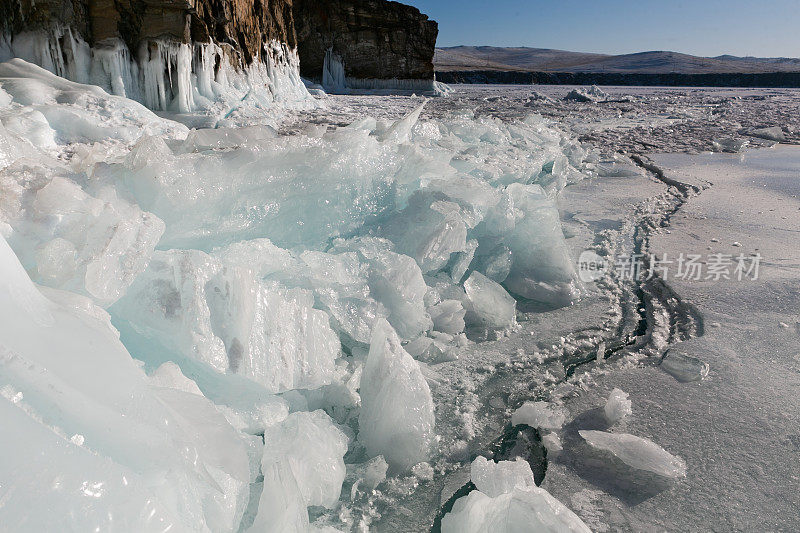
[1,0,297,68]
[0,0,313,112]
[0,0,441,108]
[293,0,438,85]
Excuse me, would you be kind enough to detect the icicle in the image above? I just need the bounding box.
[1,31,314,113]
[322,48,347,93]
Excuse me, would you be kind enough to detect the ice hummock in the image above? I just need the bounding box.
[0,56,604,528]
[565,85,609,103]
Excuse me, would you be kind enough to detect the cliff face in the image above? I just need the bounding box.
[1,0,441,106]
[293,0,438,81]
[1,0,297,67]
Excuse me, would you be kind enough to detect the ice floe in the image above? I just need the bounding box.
[579,430,687,480]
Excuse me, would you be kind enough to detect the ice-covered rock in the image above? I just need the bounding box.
[441,486,591,533]
[604,388,632,424]
[358,319,436,471]
[463,271,517,329]
[470,456,536,498]
[579,430,687,480]
[511,401,568,430]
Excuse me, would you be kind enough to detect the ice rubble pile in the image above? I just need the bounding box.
[441,456,591,532]
[0,57,604,530]
[565,85,610,103]
[0,28,315,117]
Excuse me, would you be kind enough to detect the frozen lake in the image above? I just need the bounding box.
[2,59,799,531]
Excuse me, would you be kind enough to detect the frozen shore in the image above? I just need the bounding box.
[540,146,800,532]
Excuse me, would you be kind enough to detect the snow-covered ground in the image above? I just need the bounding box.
[1,62,799,532]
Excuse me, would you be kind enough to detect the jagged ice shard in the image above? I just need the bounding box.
[0,51,601,529]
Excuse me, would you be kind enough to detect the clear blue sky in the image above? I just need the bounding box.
[405,0,800,58]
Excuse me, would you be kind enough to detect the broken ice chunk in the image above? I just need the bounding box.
[470,456,536,498]
[362,456,389,491]
[660,349,710,382]
[353,239,432,340]
[604,388,632,424]
[376,99,426,143]
[149,362,203,395]
[429,299,466,335]
[441,486,591,533]
[450,239,478,283]
[748,126,785,142]
[383,193,468,273]
[11,175,166,306]
[358,319,436,471]
[712,136,748,153]
[262,410,349,509]
[463,271,516,329]
[181,125,278,152]
[579,430,687,480]
[500,183,582,306]
[474,244,513,283]
[511,401,568,430]
[112,249,341,393]
[541,432,563,458]
[249,460,309,533]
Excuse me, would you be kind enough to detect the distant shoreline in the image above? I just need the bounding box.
[435,70,800,88]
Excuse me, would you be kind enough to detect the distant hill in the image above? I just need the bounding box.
[435,46,800,74]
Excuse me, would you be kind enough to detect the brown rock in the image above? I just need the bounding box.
[1,0,438,83]
[1,0,297,67]
[293,0,438,81]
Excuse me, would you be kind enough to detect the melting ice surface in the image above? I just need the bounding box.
[0,57,615,530]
